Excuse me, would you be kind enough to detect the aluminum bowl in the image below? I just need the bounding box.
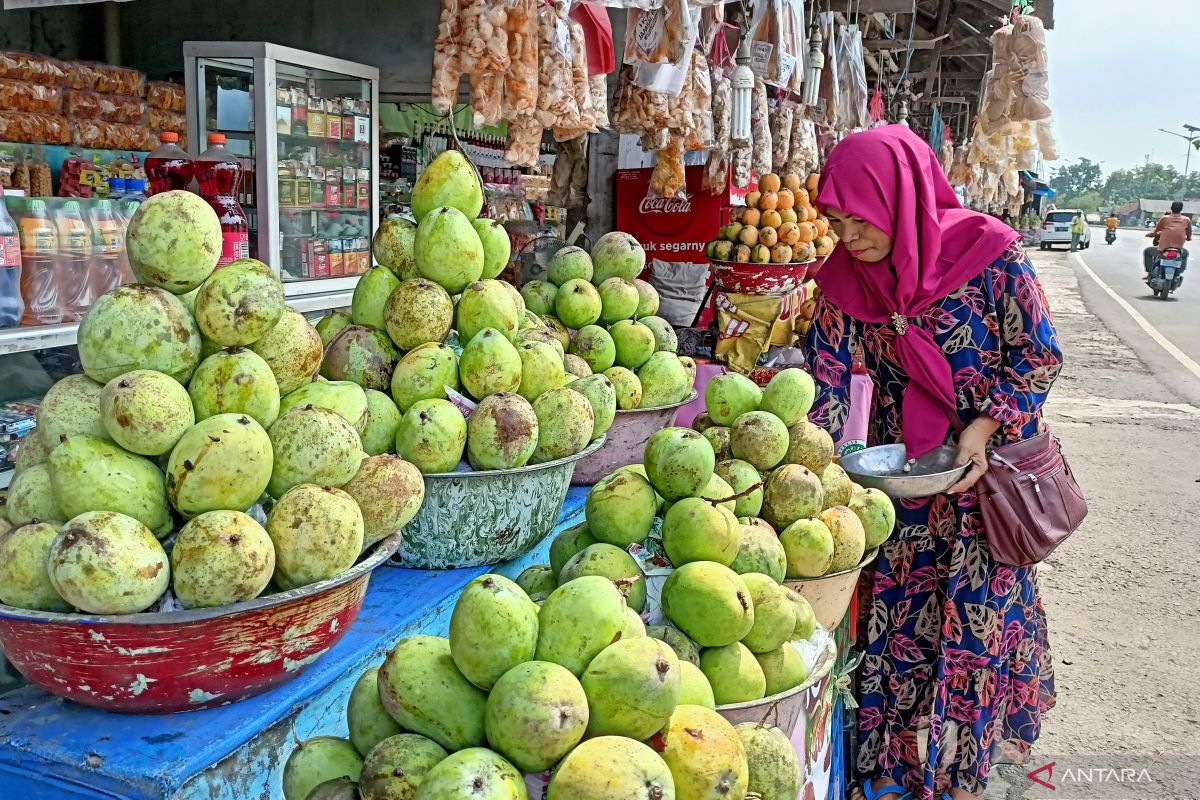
[0,533,400,713]
[571,391,697,485]
[839,444,968,499]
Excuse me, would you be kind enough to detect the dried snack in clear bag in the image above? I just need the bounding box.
[710,67,731,147]
[0,79,62,114]
[611,65,669,135]
[66,91,147,124]
[554,17,596,141]
[504,0,538,116]
[0,112,69,145]
[589,75,610,128]
[70,120,151,150]
[770,105,793,172]
[149,107,186,132]
[0,51,66,85]
[536,0,581,129]
[751,77,772,176]
[432,0,465,114]
[458,0,512,75]
[505,113,543,167]
[684,51,714,151]
[662,53,695,133]
[549,135,588,207]
[786,113,812,175]
[649,135,687,199]
[1036,120,1059,161]
[835,25,870,130]
[640,128,670,152]
[749,0,803,88]
[469,72,504,127]
[624,0,696,65]
[732,143,752,188]
[92,64,146,97]
[147,81,186,112]
[703,150,729,194]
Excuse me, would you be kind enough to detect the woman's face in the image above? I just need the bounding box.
[825,208,893,263]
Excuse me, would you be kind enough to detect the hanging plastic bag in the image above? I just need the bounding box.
[431,0,465,114]
[835,24,869,130]
[684,51,714,150]
[732,143,752,189]
[751,77,772,177]
[554,18,598,141]
[623,0,697,65]
[770,105,793,172]
[503,0,539,117]
[1009,15,1051,122]
[589,75,610,128]
[505,113,543,167]
[1036,119,1059,160]
[535,0,581,130]
[748,0,804,89]
[704,64,732,194]
[648,134,687,199]
[814,12,840,128]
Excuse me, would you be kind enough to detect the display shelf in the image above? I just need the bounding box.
[0,321,80,356]
[0,487,588,800]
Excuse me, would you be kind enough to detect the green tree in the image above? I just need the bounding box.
[1050,158,1104,197]
[1058,190,1105,212]
[1103,162,1183,205]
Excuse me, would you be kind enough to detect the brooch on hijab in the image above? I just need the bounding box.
[891,313,909,335]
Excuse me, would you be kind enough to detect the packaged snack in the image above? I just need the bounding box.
[147,81,186,112]
[589,74,610,128]
[0,112,70,144]
[504,0,539,116]
[751,77,772,176]
[69,119,151,150]
[0,51,66,85]
[0,79,62,114]
[552,17,597,141]
[92,64,146,96]
[458,0,511,75]
[683,51,713,151]
[770,105,793,171]
[65,91,147,124]
[703,66,732,194]
[749,0,805,88]
[431,0,465,114]
[649,134,686,199]
[505,114,543,167]
[149,107,187,133]
[623,0,697,65]
[536,0,581,130]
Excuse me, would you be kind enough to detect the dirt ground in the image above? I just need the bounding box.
[983,250,1200,800]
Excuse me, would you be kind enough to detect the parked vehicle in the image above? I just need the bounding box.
[1147,246,1185,300]
[1039,210,1092,250]
[1085,213,1102,225]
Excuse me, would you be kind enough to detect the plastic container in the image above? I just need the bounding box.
[55,199,93,321]
[88,199,126,297]
[0,186,24,328]
[115,199,140,282]
[146,131,193,195]
[195,132,249,266]
[125,178,148,201]
[105,176,126,201]
[16,198,61,326]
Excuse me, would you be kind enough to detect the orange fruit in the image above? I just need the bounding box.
[760,210,782,229]
[759,226,779,247]
[813,217,829,237]
[759,172,782,193]
[795,205,810,223]
[778,222,801,246]
[776,190,795,210]
[793,188,810,206]
[806,173,820,194]
[745,190,761,209]
[796,222,817,244]
[770,243,793,264]
[783,173,802,192]
[778,208,798,225]
[738,225,759,246]
[741,207,761,227]
[758,191,779,211]
[814,235,834,256]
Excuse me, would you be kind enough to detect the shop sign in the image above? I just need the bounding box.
[615,165,723,265]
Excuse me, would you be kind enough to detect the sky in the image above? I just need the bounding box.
[1045,0,1200,176]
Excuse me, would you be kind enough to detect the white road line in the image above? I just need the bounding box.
[1073,253,1200,380]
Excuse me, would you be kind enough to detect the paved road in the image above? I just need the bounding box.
[1059,228,1200,406]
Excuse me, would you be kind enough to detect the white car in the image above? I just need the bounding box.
[1040,210,1092,250]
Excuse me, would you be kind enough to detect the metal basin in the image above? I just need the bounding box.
[839,444,968,499]
[0,534,400,713]
[571,391,697,485]
[397,437,605,569]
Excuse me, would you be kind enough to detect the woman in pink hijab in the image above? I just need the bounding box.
[806,126,1061,800]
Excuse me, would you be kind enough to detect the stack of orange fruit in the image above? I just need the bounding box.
[706,171,838,264]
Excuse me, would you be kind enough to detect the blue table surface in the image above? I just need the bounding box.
[0,486,589,800]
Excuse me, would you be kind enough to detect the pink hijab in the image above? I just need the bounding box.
[814,125,1018,457]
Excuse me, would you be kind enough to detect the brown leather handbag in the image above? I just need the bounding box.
[972,427,1088,567]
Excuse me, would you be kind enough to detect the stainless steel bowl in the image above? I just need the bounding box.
[839,444,968,499]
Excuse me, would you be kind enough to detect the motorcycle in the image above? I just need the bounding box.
[1105,228,1116,245]
[1147,247,1185,300]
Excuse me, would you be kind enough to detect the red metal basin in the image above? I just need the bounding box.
[711,259,813,295]
[0,534,399,714]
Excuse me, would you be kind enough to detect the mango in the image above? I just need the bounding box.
[515,564,556,602]
[0,522,70,611]
[755,645,808,697]
[605,366,642,409]
[597,277,640,325]
[585,469,658,548]
[342,455,425,549]
[279,379,369,433]
[730,523,787,583]
[569,374,617,440]
[126,190,220,293]
[676,661,716,709]
[549,522,597,578]
[548,736,676,800]
[378,635,488,751]
[485,661,588,773]
[644,427,715,501]
[167,413,273,517]
[569,324,616,373]
[554,278,602,329]
[37,374,109,444]
[347,668,403,758]
[170,510,274,608]
[782,586,817,640]
[729,411,789,470]
[820,506,867,572]
[394,399,466,473]
[632,278,660,317]
[714,459,764,518]
[583,637,680,740]
[661,562,754,648]
[637,351,690,407]
[779,518,835,578]
[739,573,796,653]
[646,624,701,666]
[650,705,748,800]
[546,245,593,285]
[639,316,679,353]
[610,319,656,370]
[410,150,484,221]
[531,387,593,463]
[849,487,897,549]
[372,215,420,279]
[266,406,365,498]
[591,232,646,282]
[624,606,648,638]
[520,280,557,316]
[360,390,403,456]
[762,464,824,531]
[188,349,279,429]
[390,343,459,411]
[282,737,363,800]
[662,498,740,567]
[194,258,284,346]
[48,511,169,614]
[449,574,539,690]
[699,642,766,704]
[383,278,454,351]
[315,311,353,347]
[267,484,363,589]
[352,266,402,330]
[759,368,815,426]
[460,328,522,400]
[819,462,854,508]
[412,748,526,800]
[535,575,627,676]
[786,421,835,473]
[50,435,171,537]
[358,733,446,800]
[467,393,538,469]
[702,426,731,461]
[559,543,646,611]
[706,373,762,426]
[517,341,565,402]
[735,723,801,800]
[456,280,520,344]
[415,207,484,294]
[6,464,64,526]
[321,325,400,393]
[473,218,511,279]
[78,285,201,384]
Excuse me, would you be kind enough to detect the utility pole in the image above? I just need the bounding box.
[1158,124,1200,193]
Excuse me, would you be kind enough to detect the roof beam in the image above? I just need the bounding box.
[854,0,920,11]
[922,0,956,98]
[863,35,948,50]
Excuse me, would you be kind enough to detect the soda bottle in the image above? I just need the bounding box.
[55,200,94,322]
[146,132,194,195]
[89,199,127,297]
[116,199,141,283]
[0,186,24,328]
[195,133,249,267]
[106,177,126,201]
[16,198,62,326]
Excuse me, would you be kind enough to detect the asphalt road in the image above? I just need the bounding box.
[1059,226,1200,406]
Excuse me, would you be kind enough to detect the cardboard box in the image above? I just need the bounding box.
[297,178,312,206]
[329,238,344,277]
[278,178,296,206]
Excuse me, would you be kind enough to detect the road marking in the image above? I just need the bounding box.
[1072,253,1200,380]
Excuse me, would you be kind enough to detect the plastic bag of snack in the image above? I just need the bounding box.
[704,66,732,194]
[149,107,187,133]
[536,0,581,129]
[554,17,597,141]
[469,72,505,128]
[0,112,69,144]
[0,79,62,114]
[661,54,695,132]
[589,75,610,128]
[0,51,66,85]
[70,119,151,150]
[684,51,714,150]
[147,81,186,112]
[549,134,588,207]
[504,0,538,116]
[732,143,752,189]
[458,0,512,75]
[749,0,804,88]
[611,65,669,135]
[703,149,729,195]
[92,64,146,97]
[66,91,147,124]
[624,0,697,65]
[751,77,772,176]
[648,134,687,199]
[432,0,465,114]
[505,113,543,167]
[770,105,793,172]
[1036,120,1059,161]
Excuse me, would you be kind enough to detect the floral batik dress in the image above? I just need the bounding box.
[806,242,1061,799]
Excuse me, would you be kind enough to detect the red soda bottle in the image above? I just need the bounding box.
[145,131,194,195]
[195,133,249,267]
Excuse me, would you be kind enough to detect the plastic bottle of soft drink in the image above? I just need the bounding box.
[106,177,126,201]
[55,200,93,322]
[16,198,62,326]
[195,133,249,267]
[0,186,24,328]
[146,132,194,195]
[115,199,140,283]
[88,199,126,298]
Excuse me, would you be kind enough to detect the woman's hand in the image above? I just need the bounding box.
[946,416,1001,494]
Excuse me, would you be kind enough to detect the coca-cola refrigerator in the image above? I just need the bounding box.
[615,165,724,327]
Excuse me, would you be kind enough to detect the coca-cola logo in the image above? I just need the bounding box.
[639,194,693,215]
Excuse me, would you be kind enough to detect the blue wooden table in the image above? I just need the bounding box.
[0,487,588,800]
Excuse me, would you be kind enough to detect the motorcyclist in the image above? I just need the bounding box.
[1144,200,1192,273]
[1105,212,1119,231]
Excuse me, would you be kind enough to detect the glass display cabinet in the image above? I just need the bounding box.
[183,42,379,310]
